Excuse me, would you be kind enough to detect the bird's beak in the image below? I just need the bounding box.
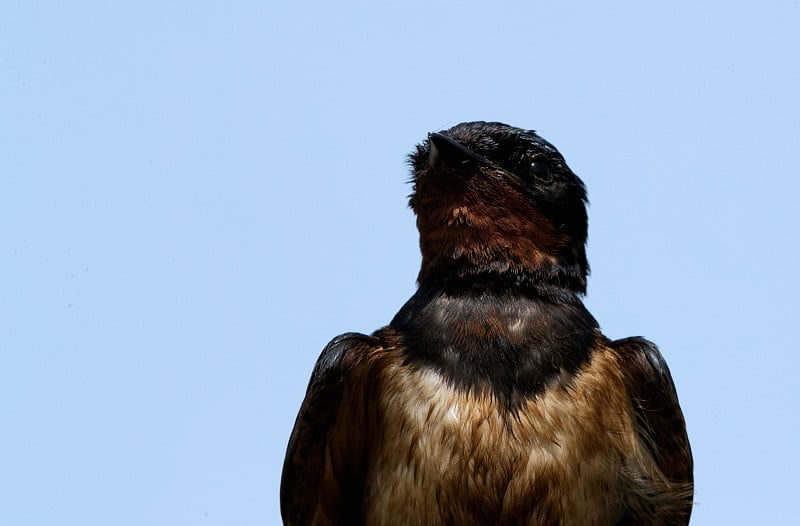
[428,133,487,170]
[427,132,526,190]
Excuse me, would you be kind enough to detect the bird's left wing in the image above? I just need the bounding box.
[280,332,381,526]
[612,337,694,524]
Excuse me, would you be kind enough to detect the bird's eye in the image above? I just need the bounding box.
[529,159,553,183]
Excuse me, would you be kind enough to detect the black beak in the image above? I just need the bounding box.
[428,133,487,169]
[427,132,525,190]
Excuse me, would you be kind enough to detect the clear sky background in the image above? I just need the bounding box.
[2,1,798,524]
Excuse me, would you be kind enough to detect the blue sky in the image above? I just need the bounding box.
[2,2,798,524]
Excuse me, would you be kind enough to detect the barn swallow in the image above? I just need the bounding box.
[281,121,693,525]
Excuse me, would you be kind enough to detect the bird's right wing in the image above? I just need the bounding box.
[280,332,381,526]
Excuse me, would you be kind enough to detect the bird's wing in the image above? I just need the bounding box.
[280,332,381,526]
[611,337,694,523]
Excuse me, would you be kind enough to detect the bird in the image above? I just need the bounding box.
[280,121,693,525]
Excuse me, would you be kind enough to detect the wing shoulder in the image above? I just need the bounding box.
[611,337,694,524]
[280,332,382,525]
[612,336,693,481]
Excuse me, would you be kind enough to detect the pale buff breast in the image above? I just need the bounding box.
[362,347,641,526]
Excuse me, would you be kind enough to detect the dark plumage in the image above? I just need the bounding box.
[281,121,693,525]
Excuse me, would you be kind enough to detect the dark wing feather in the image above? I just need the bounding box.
[280,332,380,526]
[612,337,694,524]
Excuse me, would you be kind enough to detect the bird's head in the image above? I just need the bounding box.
[408,121,589,295]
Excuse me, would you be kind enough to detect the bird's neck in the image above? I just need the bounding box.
[418,270,581,304]
[417,246,587,303]
[415,211,588,296]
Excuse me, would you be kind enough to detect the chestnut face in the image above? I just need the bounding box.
[408,121,589,292]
